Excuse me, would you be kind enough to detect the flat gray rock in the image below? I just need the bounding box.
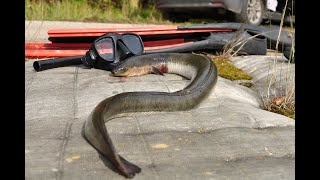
[25,59,294,179]
[25,20,294,179]
[231,55,295,100]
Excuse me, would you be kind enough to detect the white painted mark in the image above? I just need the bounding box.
[265,147,273,155]
[151,144,169,149]
[51,168,59,172]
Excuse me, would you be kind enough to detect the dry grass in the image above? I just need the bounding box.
[263,0,295,119]
[212,0,295,119]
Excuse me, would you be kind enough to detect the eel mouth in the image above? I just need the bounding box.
[112,65,152,77]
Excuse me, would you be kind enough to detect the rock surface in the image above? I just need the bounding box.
[25,21,294,179]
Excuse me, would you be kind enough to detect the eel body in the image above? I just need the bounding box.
[82,53,218,178]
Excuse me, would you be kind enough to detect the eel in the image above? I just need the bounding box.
[82,53,218,178]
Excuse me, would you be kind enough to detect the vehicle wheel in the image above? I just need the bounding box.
[235,0,265,25]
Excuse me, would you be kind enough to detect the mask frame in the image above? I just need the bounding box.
[81,32,144,71]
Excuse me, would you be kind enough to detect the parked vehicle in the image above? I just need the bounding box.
[155,0,295,25]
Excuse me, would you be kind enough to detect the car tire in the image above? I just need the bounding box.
[235,0,265,25]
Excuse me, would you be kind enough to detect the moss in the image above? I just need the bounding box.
[239,82,254,88]
[212,57,253,81]
[269,106,295,120]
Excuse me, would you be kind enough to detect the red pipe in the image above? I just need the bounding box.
[48,29,231,37]
[26,26,233,59]
[25,41,193,59]
[25,38,186,50]
[25,43,90,49]
[48,26,179,34]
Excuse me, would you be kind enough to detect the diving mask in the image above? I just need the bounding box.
[33,32,144,72]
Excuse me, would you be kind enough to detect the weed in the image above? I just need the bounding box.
[263,0,295,119]
[25,0,170,24]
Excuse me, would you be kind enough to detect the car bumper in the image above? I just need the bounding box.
[156,0,226,9]
[156,0,243,14]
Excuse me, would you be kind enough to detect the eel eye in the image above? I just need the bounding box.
[112,67,127,74]
[117,67,127,73]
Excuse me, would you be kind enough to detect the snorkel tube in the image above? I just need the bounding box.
[33,55,83,72]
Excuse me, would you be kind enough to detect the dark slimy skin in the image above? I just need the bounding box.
[82,53,218,178]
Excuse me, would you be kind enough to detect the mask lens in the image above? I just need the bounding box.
[95,38,114,61]
[122,34,143,55]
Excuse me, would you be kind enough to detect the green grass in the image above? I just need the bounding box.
[25,0,172,24]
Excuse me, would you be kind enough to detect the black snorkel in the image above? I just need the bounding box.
[33,55,83,72]
[33,33,144,72]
